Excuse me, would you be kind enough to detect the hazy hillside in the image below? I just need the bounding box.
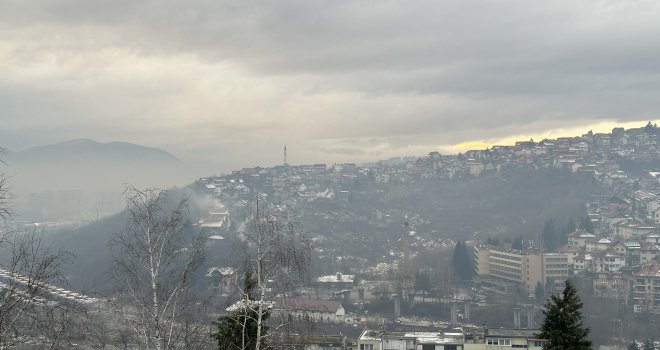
[2,139,195,221]
[10,139,181,165]
[53,167,601,290]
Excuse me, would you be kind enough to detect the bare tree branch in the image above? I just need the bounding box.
[110,185,210,350]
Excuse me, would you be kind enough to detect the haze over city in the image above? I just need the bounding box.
[3,1,660,349]
[2,1,660,172]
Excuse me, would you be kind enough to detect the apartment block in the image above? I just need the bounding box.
[632,264,660,314]
[474,246,569,295]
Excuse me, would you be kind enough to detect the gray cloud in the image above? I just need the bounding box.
[1,0,659,173]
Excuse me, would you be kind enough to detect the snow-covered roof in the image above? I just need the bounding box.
[316,273,355,284]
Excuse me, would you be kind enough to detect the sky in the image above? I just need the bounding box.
[1,0,659,174]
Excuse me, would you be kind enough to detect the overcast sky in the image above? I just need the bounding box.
[1,0,659,173]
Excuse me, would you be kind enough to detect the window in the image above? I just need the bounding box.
[445,345,458,350]
[422,345,435,350]
[360,345,374,350]
[487,338,511,346]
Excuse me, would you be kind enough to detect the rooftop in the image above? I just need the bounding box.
[486,328,540,338]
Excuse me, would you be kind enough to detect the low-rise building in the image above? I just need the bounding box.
[274,298,350,325]
[478,329,545,350]
[358,328,465,350]
[206,266,237,296]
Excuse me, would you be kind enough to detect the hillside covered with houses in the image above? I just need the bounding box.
[193,123,660,346]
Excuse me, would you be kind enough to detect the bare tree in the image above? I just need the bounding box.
[216,196,311,350]
[0,155,77,348]
[110,186,209,350]
[0,148,14,221]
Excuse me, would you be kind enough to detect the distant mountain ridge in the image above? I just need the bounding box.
[2,138,192,200]
[6,139,183,166]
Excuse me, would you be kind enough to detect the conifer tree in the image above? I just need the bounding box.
[214,271,269,350]
[581,216,594,234]
[562,217,576,245]
[512,234,524,250]
[535,282,544,304]
[542,219,559,252]
[644,339,654,350]
[629,340,638,350]
[452,241,474,280]
[537,280,591,350]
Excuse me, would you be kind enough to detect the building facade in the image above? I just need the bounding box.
[632,264,660,314]
[474,246,569,294]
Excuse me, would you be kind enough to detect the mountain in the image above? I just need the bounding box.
[7,138,183,166]
[2,139,194,220]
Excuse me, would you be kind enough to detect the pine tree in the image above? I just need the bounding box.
[537,280,591,350]
[581,216,594,234]
[512,234,524,250]
[452,241,474,280]
[566,217,576,234]
[535,281,544,303]
[562,217,576,245]
[214,271,269,350]
[629,340,638,350]
[542,219,559,252]
[644,339,654,350]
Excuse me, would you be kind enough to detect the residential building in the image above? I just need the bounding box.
[593,270,628,300]
[206,266,237,296]
[567,230,596,249]
[358,328,465,350]
[474,247,569,294]
[632,264,660,314]
[274,298,350,325]
[464,329,545,350]
[591,251,626,272]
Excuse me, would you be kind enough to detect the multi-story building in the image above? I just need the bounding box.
[542,254,570,290]
[567,230,596,249]
[591,251,626,272]
[474,247,570,295]
[468,329,546,350]
[593,270,628,300]
[357,328,465,350]
[632,264,660,314]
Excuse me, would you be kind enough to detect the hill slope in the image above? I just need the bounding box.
[2,139,193,219]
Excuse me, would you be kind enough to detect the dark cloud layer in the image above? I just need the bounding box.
[1,0,659,172]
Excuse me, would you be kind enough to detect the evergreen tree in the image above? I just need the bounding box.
[629,340,638,350]
[581,216,594,234]
[644,121,655,134]
[537,280,591,350]
[415,270,431,302]
[542,219,559,252]
[215,271,269,350]
[452,241,474,280]
[535,281,544,304]
[563,217,576,245]
[644,339,654,350]
[512,234,524,250]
